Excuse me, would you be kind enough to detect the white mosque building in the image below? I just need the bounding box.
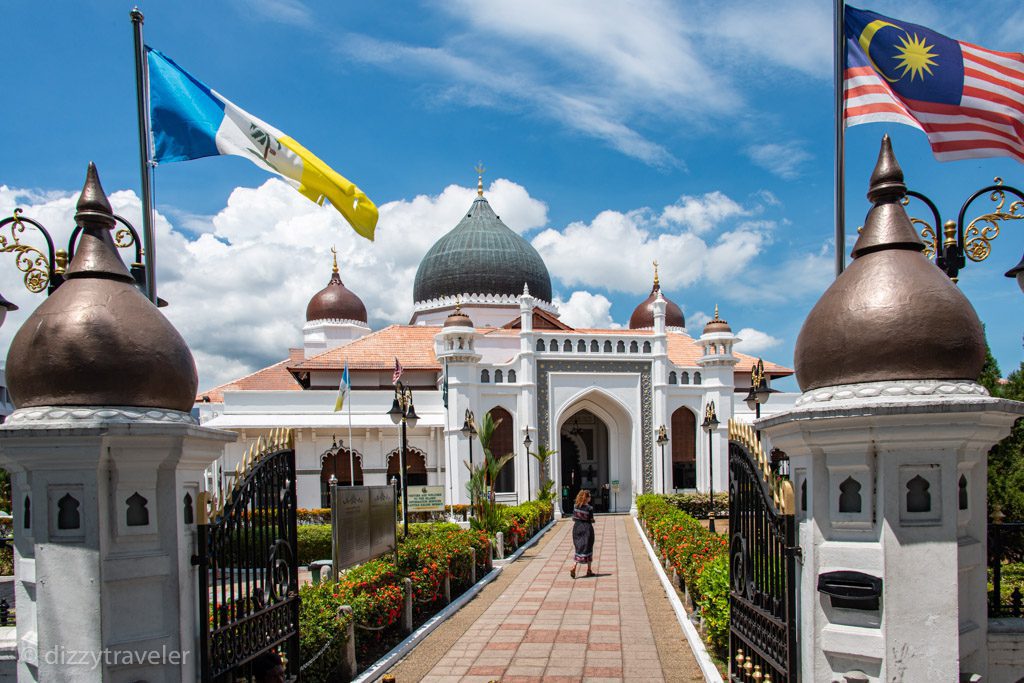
[196,179,792,514]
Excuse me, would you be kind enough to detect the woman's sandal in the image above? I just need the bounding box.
[570,567,576,579]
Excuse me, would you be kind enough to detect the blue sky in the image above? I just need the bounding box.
[3,0,1023,392]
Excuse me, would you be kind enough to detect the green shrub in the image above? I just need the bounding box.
[297,524,332,565]
[298,581,352,683]
[636,494,729,657]
[661,492,729,519]
[695,554,729,656]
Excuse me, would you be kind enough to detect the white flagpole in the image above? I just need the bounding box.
[346,362,354,486]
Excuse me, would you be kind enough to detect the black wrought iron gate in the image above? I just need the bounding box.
[727,420,798,682]
[195,429,300,682]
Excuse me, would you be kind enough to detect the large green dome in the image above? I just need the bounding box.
[413,195,553,304]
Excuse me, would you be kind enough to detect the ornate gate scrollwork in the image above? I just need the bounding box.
[195,429,299,682]
[728,420,798,681]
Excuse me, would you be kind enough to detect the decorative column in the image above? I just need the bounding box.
[0,165,235,682]
[697,307,738,495]
[434,305,481,507]
[760,138,1024,682]
[651,292,668,494]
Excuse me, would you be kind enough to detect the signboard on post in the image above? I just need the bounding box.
[330,484,397,578]
[407,485,445,512]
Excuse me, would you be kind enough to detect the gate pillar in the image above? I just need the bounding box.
[0,418,233,682]
[758,136,1024,681]
[0,164,236,682]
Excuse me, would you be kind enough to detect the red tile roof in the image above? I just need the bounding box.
[198,348,304,403]
[288,325,442,371]
[198,327,792,403]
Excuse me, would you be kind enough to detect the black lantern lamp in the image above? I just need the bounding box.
[701,401,720,533]
[1006,253,1024,294]
[388,381,417,536]
[523,430,533,504]
[744,358,775,420]
[461,409,477,465]
[656,425,669,492]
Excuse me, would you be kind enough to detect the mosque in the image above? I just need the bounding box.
[196,177,792,514]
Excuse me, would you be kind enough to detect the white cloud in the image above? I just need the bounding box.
[554,291,620,329]
[0,178,546,391]
[734,327,783,354]
[533,192,774,294]
[659,191,747,235]
[746,143,813,180]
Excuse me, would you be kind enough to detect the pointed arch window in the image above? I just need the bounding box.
[481,369,490,383]
[563,339,572,352]
[549,339,559,352]
[577,339,586,352]
[668,371,677,385]
[591,340,599,353]
[495,369,503,383]
[839,476,862,513]
[508,369,517,383]
[680,371,690,384]
[536,339,545,352]
[694,371,702,385]
[643,341,651,353]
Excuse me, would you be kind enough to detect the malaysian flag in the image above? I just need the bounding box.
[844,5,1024,163]
[392,357,404,385]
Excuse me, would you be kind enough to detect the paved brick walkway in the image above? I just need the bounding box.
[420,515,671,682]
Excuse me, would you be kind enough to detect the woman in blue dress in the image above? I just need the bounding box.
[569,489,595,579]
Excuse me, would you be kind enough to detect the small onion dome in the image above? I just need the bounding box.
[794,136,985,392]
[628,264,685,329]
[702,305,731,335]
[6,163,198,412]
[443,301,474,328]
[305,251,367,323]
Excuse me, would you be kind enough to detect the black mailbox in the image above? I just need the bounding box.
[817,571,883,611]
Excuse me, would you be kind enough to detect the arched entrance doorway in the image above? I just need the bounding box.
[560,409,610,513]
[320,447,363,507]
[387,448,428,487]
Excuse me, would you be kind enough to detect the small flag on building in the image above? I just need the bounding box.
[145,47,379,238]
[392,357,404,385]
[334,361,350,412]
[844,5,1024,163]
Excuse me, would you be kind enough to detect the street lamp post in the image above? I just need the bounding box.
[701,401,720,533]
[744,358,774,440]
[656,425,669,493]
[387,381,418,536]
[904,178,1024,291]
[523,431,533,504]
[461,410,477,509]
[0,192,159,314]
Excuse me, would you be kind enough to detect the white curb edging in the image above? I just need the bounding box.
[633,516,724,683]
[352,566,503,683]
[353,519,557,683]
[494,518,556,567]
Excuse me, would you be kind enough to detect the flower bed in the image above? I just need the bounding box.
[636,494,729,657]
[297,518,519,682]
[498,500,553,552]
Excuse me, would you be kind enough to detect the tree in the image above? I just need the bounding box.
[988,360,1024,520]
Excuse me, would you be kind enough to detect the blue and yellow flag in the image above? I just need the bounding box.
[147,47,379,238]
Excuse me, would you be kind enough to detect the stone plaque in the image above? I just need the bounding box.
[331,485,395,572]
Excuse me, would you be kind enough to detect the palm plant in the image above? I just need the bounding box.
[529,444,557,506]
[465,412,516,533]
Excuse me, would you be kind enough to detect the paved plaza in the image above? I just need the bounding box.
[388,515,703,683]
